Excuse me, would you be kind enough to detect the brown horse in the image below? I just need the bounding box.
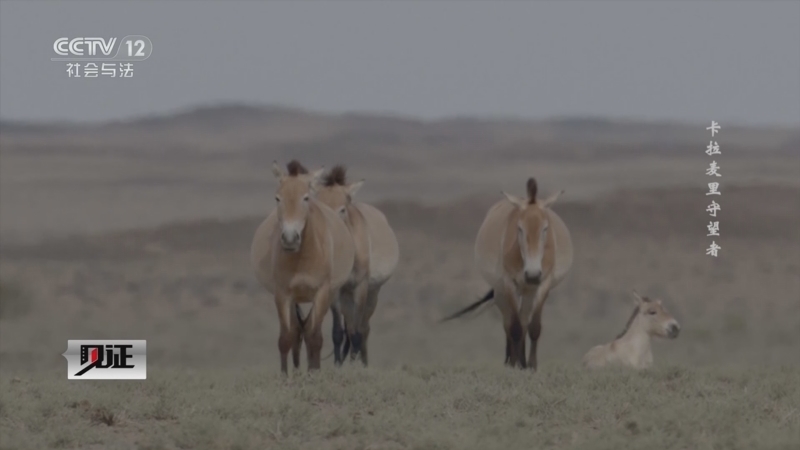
[250,160,355,374]
[441,178,573,370]
[310,165,399,366]
[583,290,681,370]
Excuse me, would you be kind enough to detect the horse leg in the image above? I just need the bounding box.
[342,323,351,361]
[350,279,369,360]
[330,302,345,366]
[274,293,293,375]
[496,283,523,368]
[357,285,380,367]
[290,302,304,370]
[527,287,551,372]
[336,285,358,363]
[528,311,542,372]
[507,317,524,368]
[304,284,332,371]
[359,325,371,366]
[519,290,544,371]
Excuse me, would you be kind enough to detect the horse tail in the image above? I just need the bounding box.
[438,289,495,323]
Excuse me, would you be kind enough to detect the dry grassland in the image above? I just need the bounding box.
[1,108,798,449]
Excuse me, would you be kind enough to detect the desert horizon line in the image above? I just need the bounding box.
[1,101,796,131]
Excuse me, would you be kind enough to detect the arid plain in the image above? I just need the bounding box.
[1,105,799,449]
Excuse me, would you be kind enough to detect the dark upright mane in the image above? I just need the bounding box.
[286,160,308,177]
[615,296,651,339]
[526,178,538,204]
[323,165,347,187]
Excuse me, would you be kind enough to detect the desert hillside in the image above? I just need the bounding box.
[2,104,798,241]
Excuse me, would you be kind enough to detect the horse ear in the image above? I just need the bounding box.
[347,180,365,197]
[503,191,525,208]
[272,161,286,179]
[310,167,325,183]
[630,289,644,306]
[540,189,565,208]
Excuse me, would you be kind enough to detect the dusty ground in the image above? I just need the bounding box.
[1,108,799,449]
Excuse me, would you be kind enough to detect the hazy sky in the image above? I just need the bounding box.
[0,0,798,126]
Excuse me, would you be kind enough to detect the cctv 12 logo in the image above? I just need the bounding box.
[52,36,153,61]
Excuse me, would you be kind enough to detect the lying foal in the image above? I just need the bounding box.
[583,290,680,370]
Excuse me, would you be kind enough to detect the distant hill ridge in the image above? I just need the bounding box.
[2,102,795,132]
[1,103,797,158]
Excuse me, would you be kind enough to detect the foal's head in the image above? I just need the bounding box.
[313,165,364,222]
[272,160,324,252]
[503,178,563,286]
[625,290,681,339]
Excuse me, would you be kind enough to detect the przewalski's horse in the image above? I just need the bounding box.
[305,165,399,366]
[250,160,355,374]
[583,290,681,370]
[440,178,573,371]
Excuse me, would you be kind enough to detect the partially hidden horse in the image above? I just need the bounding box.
[250,160,355,374]
[302,165,399,366]
[583,290,680,370]
[440,177,573,370]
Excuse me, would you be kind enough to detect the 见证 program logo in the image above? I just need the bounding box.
[63,340,147,380]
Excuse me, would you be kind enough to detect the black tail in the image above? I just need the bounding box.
[438,289,495,323]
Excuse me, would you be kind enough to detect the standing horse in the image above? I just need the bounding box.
[250,160,355,374]
[440,178,573,370]
[305,165,399,366]
[583,290,681,370]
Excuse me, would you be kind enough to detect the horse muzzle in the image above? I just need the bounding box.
[666,323,681,339]
[280,232,301,252]
[524,270,542,286]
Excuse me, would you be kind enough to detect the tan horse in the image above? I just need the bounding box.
[250,160,355,374]
[440,178,573,370]
[306,165,399,366]
[583,290,680,370]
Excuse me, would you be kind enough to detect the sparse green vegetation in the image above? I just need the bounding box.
[1,365,798,450]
